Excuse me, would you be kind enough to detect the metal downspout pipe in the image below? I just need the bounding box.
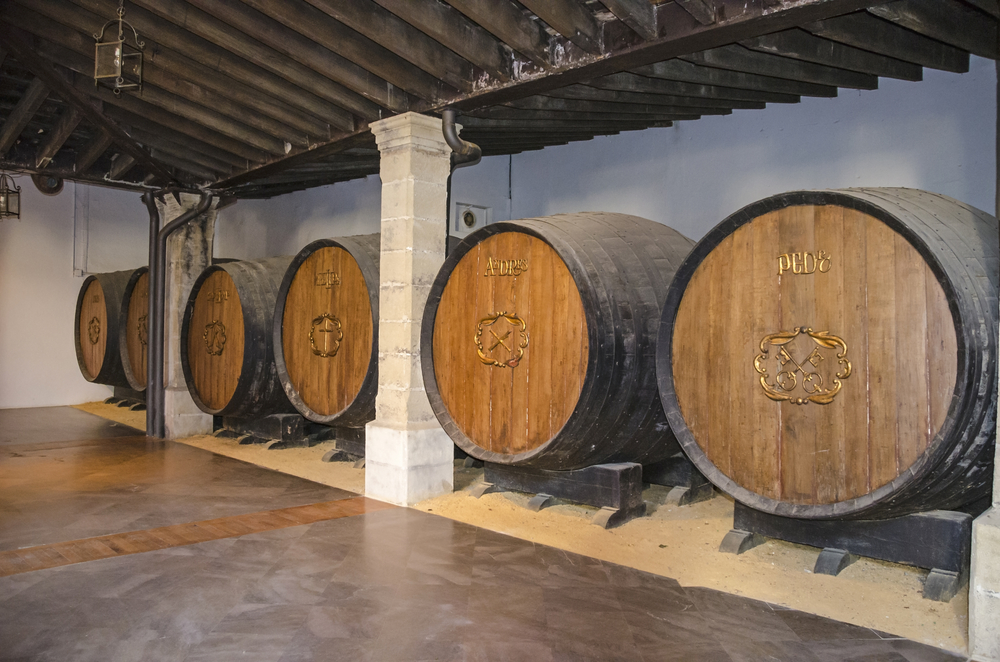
[144,190,213,439]
[442,108,483,248]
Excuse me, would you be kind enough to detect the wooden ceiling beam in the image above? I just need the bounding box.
[127,0,364,126]
[681,45,878,90]
[963,0,999,19]
[0,77,49,156]
[467,106,702,122]
[300,0,476,93]
[14,0,337,142]
[146,149,220,183]
[517,0,603,54]
[443,0,551,66]
[35,106,81,168]
[457,118,672,131]
[548,83,764,109]
[184,0,386,119]
[588,72,801,104]
[509,95,732,116]
[676,0,718,26]
[107,153,138,181]
[633,58,837,97]
[68,0,355,128]
[868,0,998,60]
[74,130,113,174]
[237,0,434,105]
[370,0,512,81]
[742,28,923,81]
[802,13,969,73]
[602,0,658,41]
[125,125,236,177]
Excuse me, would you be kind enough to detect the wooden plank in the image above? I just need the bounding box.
[865,218,898,491]
[743,28,923,81]
[682,44,879,90]
[587,71,801,104]
[67,0,365,125]
[35,106,81,168]
[869,0,999,60]
[508,95,732,116]
[727,223,755,492]
[370,0,512,80]
[518,0,603,54]
[107,154,137,180]
[0,26,174,182]
[803,12,969,73]
[301,0,474,93]
[444,0,551,66]
[74,130,113,173]
[602,0,658,41]
[126,125,237,176]
[466,106,701,122]
[458,117,669,130]
[893,233,928,476]
[925,267,958,442]
[840,209,870,501]
[549,83,763,109]
[79,279,107,380]
[677,0,717,25]
[11,0,339,139]
[188,270,245,411]
[633,58,837,97]
[962,0,1000,19]
[750,213,781,500]
[0,77,49,156]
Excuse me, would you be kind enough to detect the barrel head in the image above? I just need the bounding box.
[77,278,107,381]
[187,269,245,411]
[123,270,149,389]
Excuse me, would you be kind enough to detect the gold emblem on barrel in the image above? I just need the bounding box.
[309,313,343,358]
[88,317,101,345]
[754,327,851,405]
[137,314,148,347]
[475,312,528,368]
[203,321,227,356]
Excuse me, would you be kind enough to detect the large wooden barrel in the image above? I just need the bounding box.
[658,188,998,519]
[119,267,149,392]
[181,257,296,417]
[274,235,380,427]
[423,212,695,470]
[74,269,133,388]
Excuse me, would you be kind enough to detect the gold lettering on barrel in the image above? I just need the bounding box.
[309,313,343,358]
[205,289,229,303]
[315,271,341,288]
[483,257,528,277]
[753,327,851,405]
[777,251,832,275]
[203,321,227,356]
[87,317,101,345]
[475,312,528,368]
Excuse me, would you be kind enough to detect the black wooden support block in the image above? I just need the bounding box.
[463,457,485,469]
[731,502,972,601]
[814,548,857,576]
[719,530,765,554]
[223,414,308,446]
[644,452,712,491]
[483,462,646,529]
[213,428,242,440]
[113,385,146,404]
[527,494,555,511]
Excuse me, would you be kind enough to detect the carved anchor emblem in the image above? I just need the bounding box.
[753,327,851,405]
[309,313,343,358]
[88,317,101,345]
[203,321,227,356]
[475,312,528,368]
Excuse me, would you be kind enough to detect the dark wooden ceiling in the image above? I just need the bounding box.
[0,0,996,199]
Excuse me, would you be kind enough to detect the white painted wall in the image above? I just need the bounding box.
[454,55,997,241]
[1,56,994,408]
[0,181,148,409]
[213,175,381,260]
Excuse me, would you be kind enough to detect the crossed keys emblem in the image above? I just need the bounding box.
[475,312,528,368]
[309,313,343,358]
[753,327,851,405]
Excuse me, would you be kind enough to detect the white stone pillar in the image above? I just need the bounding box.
[156,193,217,439]
[969,58,1000,662]
[365,112,454,506]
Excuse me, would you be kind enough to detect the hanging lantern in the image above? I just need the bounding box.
[94,0,144,96]
[0,173,21,220]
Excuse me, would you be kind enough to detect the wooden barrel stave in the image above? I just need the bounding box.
[74,269,134,388]
[119,267,149,392]
[274,234,380,428]
[658,188,997,519]
[182,257,296,418]
[424,212,695,471]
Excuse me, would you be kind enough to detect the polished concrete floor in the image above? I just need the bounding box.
[0,407,965,661]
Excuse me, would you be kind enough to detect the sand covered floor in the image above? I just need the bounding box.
[74,401,969,654]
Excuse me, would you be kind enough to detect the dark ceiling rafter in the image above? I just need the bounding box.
[0,77,50,156]
[0,25,176,184]
[0,0,995,198]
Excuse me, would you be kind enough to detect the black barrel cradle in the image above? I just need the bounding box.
[657,187,998,520]
[118,266,149,392]
[74,268,133,388]
[273,233,381,428]
[182,256,297,418]
[422,212,696,471]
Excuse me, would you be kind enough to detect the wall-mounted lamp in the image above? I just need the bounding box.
[0,173,21,220]
[94,0,144,96]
